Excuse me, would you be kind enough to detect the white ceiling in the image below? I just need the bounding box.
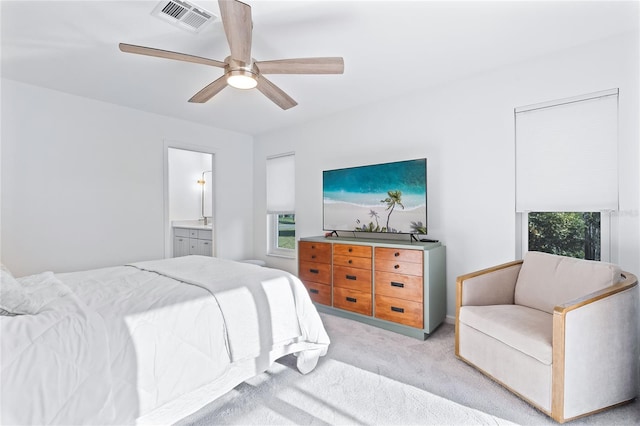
[2,0,638,136]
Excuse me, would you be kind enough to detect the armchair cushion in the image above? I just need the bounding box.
[514,251,621,314]
[459,304,553,365]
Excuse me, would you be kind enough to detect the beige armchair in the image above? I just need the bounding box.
[455,251,638,423]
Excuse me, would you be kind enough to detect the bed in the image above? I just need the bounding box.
[1,255,330,425]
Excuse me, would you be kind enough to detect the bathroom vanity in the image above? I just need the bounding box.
[172,221,213,257]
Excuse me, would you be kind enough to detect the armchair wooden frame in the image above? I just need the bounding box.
[455,259,638,423]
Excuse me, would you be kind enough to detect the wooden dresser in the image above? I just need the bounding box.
[298,236,446,339]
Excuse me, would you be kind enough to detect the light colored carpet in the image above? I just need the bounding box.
[176,313,640,425]
[177,358,515,425]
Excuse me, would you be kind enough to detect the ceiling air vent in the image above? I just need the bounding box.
[151,0,218,33]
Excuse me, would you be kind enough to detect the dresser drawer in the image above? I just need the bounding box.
[333,265,372,293]
[375,258,423,276]
[334,287,372,316]
[333,244,372,258]
[333,254,372,269]
[303,282,331,306]
[375,270,423,301]
[299,261,331,284]
[375,247,423,263]
[299,241,332,263]
[375,295,423,328]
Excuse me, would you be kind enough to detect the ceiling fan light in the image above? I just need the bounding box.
[226,69,257,89]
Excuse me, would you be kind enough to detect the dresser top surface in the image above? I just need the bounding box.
[299,236,441,251]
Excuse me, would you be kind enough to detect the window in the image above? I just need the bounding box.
[527,212,601,260]
[272,213,295,249]
[266,153,295,257]
[515,89,618,261]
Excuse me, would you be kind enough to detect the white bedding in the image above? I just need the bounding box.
[1,274,114,425]
[1,256,330,425]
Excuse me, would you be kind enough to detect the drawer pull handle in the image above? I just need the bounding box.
[391,281,405,288]
[311,245,315,249]
[394,252,400,257]
[346,274,357,280]
[348,259,352,264]
[348,248,353,252]
[309,289,319,294]
[394,264,400,269]
[346,297,357,303]
[311,255,316,259]
[310,268,319,274]
[391,306,405,313]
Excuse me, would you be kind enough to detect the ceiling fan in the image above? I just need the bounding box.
[119,0,344,110]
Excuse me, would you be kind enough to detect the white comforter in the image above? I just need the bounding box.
[1,273,115,425]
[1,256,329,425]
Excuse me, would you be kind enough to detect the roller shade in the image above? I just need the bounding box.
[266,153,295,213]
[515,89,618,212]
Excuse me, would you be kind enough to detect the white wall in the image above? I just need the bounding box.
[253,31,640,319]
[1,79,253,277]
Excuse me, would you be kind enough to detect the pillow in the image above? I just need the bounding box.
[0,268,37,315]
[18,271,71,312]
[1,264,18,315]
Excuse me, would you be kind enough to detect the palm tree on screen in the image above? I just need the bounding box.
[381,190,404,231]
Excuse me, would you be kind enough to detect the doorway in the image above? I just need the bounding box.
[165,145,215,258]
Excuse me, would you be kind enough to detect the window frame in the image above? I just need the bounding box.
[267,213,296,258]
[266,152,296,259]
[514,90,619,263]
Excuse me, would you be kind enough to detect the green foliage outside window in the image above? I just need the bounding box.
[528,212,600,260]
[277,214,295,250]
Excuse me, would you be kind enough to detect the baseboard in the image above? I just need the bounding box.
[445,315,455,325]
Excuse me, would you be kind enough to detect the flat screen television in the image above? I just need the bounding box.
[323,158,427,234]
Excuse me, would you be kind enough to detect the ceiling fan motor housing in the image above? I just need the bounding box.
[224,57,259,89]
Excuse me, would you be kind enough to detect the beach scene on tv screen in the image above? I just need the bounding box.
[323,159,427,234]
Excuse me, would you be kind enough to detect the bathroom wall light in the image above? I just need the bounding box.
[199,170,212,225]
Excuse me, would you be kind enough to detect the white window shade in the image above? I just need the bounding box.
[266,153,295,214]
[515,89,618,212]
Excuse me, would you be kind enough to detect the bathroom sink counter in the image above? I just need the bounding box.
[172,220,212,230]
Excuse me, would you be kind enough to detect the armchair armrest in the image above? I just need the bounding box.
[456,259,523,308]
[553,271,638,315]
[551,271,639,422]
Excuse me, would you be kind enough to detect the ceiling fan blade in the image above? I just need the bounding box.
[256,76,297,110]
[189,76,229,103]
[256,57,344,74]
[119,43,226,68]
[218,0,252,64]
